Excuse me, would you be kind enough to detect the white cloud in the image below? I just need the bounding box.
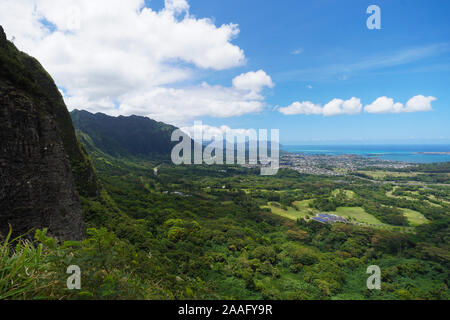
[323,97,362,116]
[280,95,435,116]
[118,81,268,124]
[278,101,323,116]
[0,0,274,126]
[364,95,436,114]
[364,97,404,114]
[164,0,189,14]
[279,97,361,116]
[404,95,436,112]
[232,70,274,99]
[232,70,274,91]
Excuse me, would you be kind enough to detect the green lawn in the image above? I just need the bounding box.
[386,187,417,201]
[386,187,444,207]
[428,194,450,205]
[263,202,418,233]
[262,200,313,221]
[332,189,356,199]
[401,208,429,227]
[358,170,418,180]
[330,207,384,225]
[328,207,416,232]
[292,199,314,212]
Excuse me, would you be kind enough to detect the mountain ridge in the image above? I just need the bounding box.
[70,109,189,159]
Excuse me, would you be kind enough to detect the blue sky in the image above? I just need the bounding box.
[2,0,449,144]
[164,0,450,144]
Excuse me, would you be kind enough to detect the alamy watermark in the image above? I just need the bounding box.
[67,265,81,290]
[366,5,381,30]
[366,265,381,290]
[171,121,280,176]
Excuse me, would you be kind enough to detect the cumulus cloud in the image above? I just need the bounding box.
[118,77,271,124]
[279,97,361,116]
[164,0,189,14]
[323,97,362,116]
[404,95,436,112]
[364,95,436,114]
[280,95,435,116]
[232,70,274,99]
[278,101,323,116]
[364,97,404,114]
[0,0,275,125]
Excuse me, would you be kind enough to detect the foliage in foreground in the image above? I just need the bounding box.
[0,227,202,300]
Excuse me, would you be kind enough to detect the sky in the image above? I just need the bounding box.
[1,0,449,144]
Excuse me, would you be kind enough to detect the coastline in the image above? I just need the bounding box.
[281,145,450,164]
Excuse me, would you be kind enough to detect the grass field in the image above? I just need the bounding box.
[263,202,383,226]
[401,208,429,226]
[329,207,416,232]
[262,200,313,221]
[263,201,419,232]
[386,187,417,201]
[358,170,418,180]
[292,199,314,212]
[329,207,384,225]
[428,194,450,205]
[332,189,356,199]
[386,187,444,207]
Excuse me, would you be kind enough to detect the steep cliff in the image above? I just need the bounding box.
[0,26,98,240]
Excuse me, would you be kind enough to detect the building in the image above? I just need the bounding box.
[312,213,347,224]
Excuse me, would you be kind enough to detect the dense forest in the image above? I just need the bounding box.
[2,137,448,299]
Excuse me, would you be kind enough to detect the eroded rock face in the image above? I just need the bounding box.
[0,26,86,240]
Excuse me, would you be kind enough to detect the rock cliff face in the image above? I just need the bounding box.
[0,26,97,240]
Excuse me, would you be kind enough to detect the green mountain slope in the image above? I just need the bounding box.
[71,109,181,159]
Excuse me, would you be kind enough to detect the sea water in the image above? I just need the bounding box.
[281,145,450,164]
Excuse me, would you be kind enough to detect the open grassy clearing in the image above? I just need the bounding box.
[329,207,384,225]
[265,202,395,228]
[386,187,444,207]
[262,200,314,221]
[428,194,450,205]
[332,189,356,199]
[325,207,416,232]
[333,168,349,175]
[386,187,417,201]
[358,170,418,180]
[401,208,429,226]
[264,201,417,232]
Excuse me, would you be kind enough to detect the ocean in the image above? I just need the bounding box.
[281,145,450,164]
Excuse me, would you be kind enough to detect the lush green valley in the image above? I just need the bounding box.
[3,138,448,299]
